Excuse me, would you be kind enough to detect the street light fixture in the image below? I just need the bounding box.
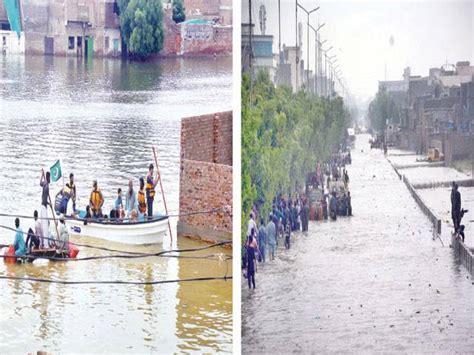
[309,22,325,95]
[297,2,319,92]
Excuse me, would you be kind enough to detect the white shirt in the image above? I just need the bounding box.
[247,218,257,237]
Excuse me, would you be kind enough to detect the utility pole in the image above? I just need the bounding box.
[295,0,298,91]
[297,3,319,93]
[309,23,325,96]
[249,0,253,105]
[278,0,281,59]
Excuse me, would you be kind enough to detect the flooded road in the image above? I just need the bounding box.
[0,54,232,353]
[242,134,474,353]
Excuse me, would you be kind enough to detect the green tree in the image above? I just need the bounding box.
[242,71,351,241]
[118,0,164,59]
[368,87,401,134]
[172,0,186,23]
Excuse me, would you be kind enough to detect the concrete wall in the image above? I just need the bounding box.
[178,111,233,242]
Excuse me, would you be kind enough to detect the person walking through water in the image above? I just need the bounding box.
[284,221,291,249]
[266,213,277,261]
[246,229,257,289]
[258,218,266,263]
[39,169,51,248]
[145,163,159,218]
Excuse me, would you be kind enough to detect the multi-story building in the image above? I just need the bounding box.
[241,23,275,82]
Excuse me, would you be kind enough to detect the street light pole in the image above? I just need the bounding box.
[319,39,327,95]
[309,23,325,96]
[297,2,319,93]
[324,46,333,98]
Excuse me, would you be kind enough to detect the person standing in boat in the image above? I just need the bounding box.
[39,169,51,247]
[89,180,105,218]
[56,173,77,215]
[33,210,44,249]
[137,177,148,220]
[58,216,69,254]
[125,179,137,218]
[146,164,159,218]
[13,218,26,257]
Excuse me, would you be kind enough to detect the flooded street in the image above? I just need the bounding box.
[0,55,232,353]
[242,134,474,353]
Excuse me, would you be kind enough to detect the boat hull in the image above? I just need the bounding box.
[65,217,169,245]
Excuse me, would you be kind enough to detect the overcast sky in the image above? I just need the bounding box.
[242,0,474,103]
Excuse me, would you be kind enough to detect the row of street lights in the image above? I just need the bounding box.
[293,0,346,98]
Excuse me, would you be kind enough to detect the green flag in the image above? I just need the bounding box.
[50,160,62,183]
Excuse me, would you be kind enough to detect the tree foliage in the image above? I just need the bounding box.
[118,0,164,59]
[368,88,401,133]
[172,0,186,23]
[242,71,351,238]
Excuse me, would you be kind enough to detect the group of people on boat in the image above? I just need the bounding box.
[54,163,160,223]
[6,162,161,260]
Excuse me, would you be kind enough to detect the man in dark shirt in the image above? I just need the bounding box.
[39,169,51,248]
[452,183,461,232]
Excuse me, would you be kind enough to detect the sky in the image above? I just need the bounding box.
[242,0,474,105]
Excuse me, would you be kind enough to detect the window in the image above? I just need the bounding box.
[105,36,109,50]
[68,36,75,50]
[77,36,82,48]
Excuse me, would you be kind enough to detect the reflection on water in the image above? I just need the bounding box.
[0,54,232,353]
[242,134,474,354]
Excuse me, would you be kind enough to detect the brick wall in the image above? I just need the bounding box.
[181,111,232,165]
[179,160,232,234]
[178,111,233,241]
[180,24,232,56]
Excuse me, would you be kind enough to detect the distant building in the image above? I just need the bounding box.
[183,0,232,26]
[275,45,303,93]
[0,0,25,54]
[241,23,275,82]
[2,0,122,58]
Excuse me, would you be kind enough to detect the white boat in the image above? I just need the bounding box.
[65,215,169,245]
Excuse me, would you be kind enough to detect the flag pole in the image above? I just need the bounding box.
[152,146,173,242]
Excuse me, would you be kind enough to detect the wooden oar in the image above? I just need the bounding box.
[152,146,173,242]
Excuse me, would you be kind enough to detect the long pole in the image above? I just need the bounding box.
[295,0,298,91]
[278,0,281,58]
[249,0,252,80]
[307,12,309,91]
[48,194,60,241]
[152,146,173,242]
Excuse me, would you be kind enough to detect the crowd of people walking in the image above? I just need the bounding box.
[243,149,353,290]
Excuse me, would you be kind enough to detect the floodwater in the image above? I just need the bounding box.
[242,134,474,353]
[0,54,232,353]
